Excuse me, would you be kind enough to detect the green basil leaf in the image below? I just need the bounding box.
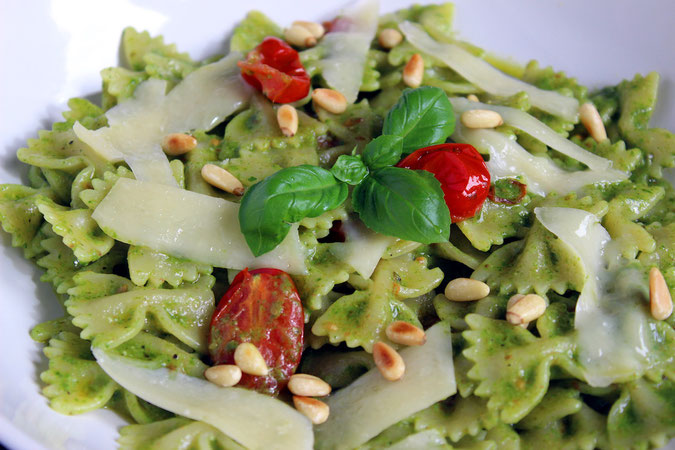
[239,165,348,256]
[331,155,369,185]
[362,135,404,169]
[382,86,455,153]
[352,167,450,244]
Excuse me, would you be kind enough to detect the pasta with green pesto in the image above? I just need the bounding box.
[1,1,674,449]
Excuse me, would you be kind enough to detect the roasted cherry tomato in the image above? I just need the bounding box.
[238,37,310,104]
[397,143,490,222]
[208,268,304,395]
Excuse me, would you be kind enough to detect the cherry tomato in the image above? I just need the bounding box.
[238,37,310,104]
[208,268,304,395]
[397,143,490,222]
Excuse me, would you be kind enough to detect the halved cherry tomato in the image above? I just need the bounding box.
[208,268,304,395]
[238,37,310,104]
[397,143,490,222]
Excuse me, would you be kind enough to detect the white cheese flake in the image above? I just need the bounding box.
[329,217,395,279]
[452,123,627,196]
[400,22,579,121]
[314,322,456,450]
[319,0,379,103]
[74,53,250,185]
[92,178,308,275]
[535,207,653,387]
[92,347,313,450]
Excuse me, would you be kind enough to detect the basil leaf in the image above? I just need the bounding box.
[352,167,450,244]
[382,86,455,153]
[362,135,403,169]
[239,165,348,256]
[331,155,369,185]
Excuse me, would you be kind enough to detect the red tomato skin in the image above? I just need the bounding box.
[397,143,490,222]
[237,37,310,104]
[208,268,305,395]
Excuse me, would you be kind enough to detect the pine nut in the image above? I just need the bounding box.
[161,133,197,156]
[312,88,347,114]
[444,278,490,302]
[403,53,424,89]
[579,102,607,142]
[650,267,673,320]
[373,341,405,381]
[234,343,269,376]
[385,321,426,346]
[460,109,504,129]
[277,104,299,137]
[293,396,330,424]
[467,94,479,102]
[378,28,403,49]
[201,164,244,196]
[204,364,242,387]
[292,20,325,39]
[284,24,316,47]
[506,294,528,328]
[288,374,332,397]
[506,294,547,326]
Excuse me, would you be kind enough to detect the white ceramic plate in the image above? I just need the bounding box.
[1,1,673,449]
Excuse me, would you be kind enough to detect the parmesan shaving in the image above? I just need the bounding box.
[453,123,627,196]
[314,322,455,450]
[535,207,653,387]
[451,97,612,171]
[319,0,379,103]
[92,348,313,450]
[74,53,250,185]
[92,178,307,275]
[400,22,579,121]
[329,217,395,279]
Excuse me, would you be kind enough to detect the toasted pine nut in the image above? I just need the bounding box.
[445,278,490,302]
[506,294,527,328]
[288,374,332,397]
[373,341,405,381]
[378,28,403,49]
[467,94,479,102]
[385,321,426,346]
[312,88,347,114]
[506,294,547,326]
[284,24,316,47]
[277,105,299,137]
[293,396,330,424]
[161,133,197,156]
[201,164,244,196]
[234,343,269,376]
[579,102,607,142]
[403,53,424,89]
[292,20,325,39]
[650,267,673,320]
[204,365,242,387]
[460,109,504,129]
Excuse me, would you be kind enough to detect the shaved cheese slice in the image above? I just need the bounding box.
[535,207,653,387]
[74,53,250,185]
[453,123,627,196]
[400,22,579,121]
[329,217,395,279]
[450,97,612,171]
[314,322,455,450]
[92,348,313,450]
[92,178,307,275]
[319,0,379,103]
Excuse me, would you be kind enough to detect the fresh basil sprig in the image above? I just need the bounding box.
[331,155,369,185]
[353,167,450,243]
[383,86,455,153]
[239,165,348,256]
[238,86,455,256]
